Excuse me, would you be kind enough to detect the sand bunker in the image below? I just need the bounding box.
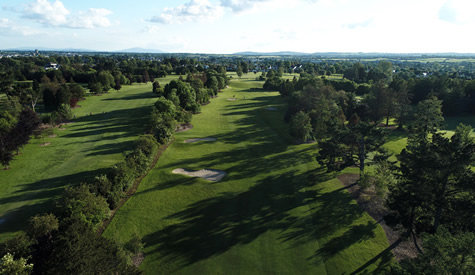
[172,168,227,182]
[227,98,237,101]
[184,137,217,143]
[266,107,278,111]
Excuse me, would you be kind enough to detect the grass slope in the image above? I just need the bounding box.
[0,78,177,240]
[104,74,390,274]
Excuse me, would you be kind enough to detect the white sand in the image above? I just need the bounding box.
[266,107,278,111]
[172,168,227,182]
[184,137,217,143]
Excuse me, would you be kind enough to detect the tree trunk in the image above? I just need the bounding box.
[359,137,365,176]
[433,181,448,233]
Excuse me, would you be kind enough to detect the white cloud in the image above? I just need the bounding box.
[149,0,224,24]
[18,0,112,29]
[0,17,45,36]
[220,0,271,13]
[144,25,161,34]
[69,8,112,29]
[345,18,373,29]
[439,0,475,24]
[23,0,69,26]
[0,18,9,27]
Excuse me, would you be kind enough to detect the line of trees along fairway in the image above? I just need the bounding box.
[0,69,225,273]
[265,67,474,273]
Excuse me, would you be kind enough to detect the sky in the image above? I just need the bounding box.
[0,0,474,54]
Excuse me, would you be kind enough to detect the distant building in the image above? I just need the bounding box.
[44,62,59,70]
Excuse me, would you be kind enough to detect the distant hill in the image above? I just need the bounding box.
[234,51,310,56]
[118,47,164,53]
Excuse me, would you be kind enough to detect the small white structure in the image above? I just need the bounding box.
[44,62,59,70]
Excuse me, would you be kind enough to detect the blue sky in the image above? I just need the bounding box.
[0,0,474,53]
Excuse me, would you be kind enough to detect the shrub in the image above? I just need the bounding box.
[57,184,110,231]
[133,135,159,159]
[125,150,150,177]
[107,162,135,192]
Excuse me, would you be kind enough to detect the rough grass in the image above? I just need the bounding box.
[104,76,391,274]
[0,78,178,240]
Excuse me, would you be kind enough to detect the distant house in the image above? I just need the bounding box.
[44,62,59,70]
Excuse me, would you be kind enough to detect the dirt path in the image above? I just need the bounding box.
[337,173,419,261]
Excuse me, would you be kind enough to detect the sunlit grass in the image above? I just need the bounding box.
[105,77,391,274]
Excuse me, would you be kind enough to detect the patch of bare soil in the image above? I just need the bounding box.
[131,252,144,267]
[337,173,420,261]
[40,142,51,147]
[176,124,193,132]
[48,134,57,138]
[227,98,237,101]
[58,128,67,131]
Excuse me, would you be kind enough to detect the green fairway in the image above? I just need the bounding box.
[0,77,178,240]
[104,75,391,274]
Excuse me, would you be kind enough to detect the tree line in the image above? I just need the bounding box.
[264,69,474,273]
[0,68,227,273]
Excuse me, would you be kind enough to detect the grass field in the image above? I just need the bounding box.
[0,76,178,240]
[104,74,391,274]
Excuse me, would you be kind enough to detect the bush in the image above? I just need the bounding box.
[125,150,150,177]
[56,104,73,122]
[133,135,159,159]
[107,162,135,192]
[57,184,110,231]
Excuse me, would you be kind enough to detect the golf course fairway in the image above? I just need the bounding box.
[103,75,391,274]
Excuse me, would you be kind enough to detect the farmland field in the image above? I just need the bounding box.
[104,74,391,274]
[0,76,178,240]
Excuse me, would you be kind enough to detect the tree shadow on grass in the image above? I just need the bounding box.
[315,221,377,261]
[100,92,156,101]
[141,168,377,271]
[0,168,110,238]
[139,89,391,271]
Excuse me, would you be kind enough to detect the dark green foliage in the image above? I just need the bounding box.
[0,233,33,261]
[397,227,475,274]
[69,83,85,99]
[27,214,59,241]
[134,134,159,159]
[97,71,114,92]
[152,80,161,93]
[289,111,312,142]
[88,82,103,94]
[324,79,357,93]
[386,124,475,234]
[57,184,110,231]
[149,107,177,144]
[43,221,139,274]
[125,149,150,177]
[55,104,73,122]
[263,76,284,91]
[410,96,444,139]
[124,233,145,255]
[0,108,40,169]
